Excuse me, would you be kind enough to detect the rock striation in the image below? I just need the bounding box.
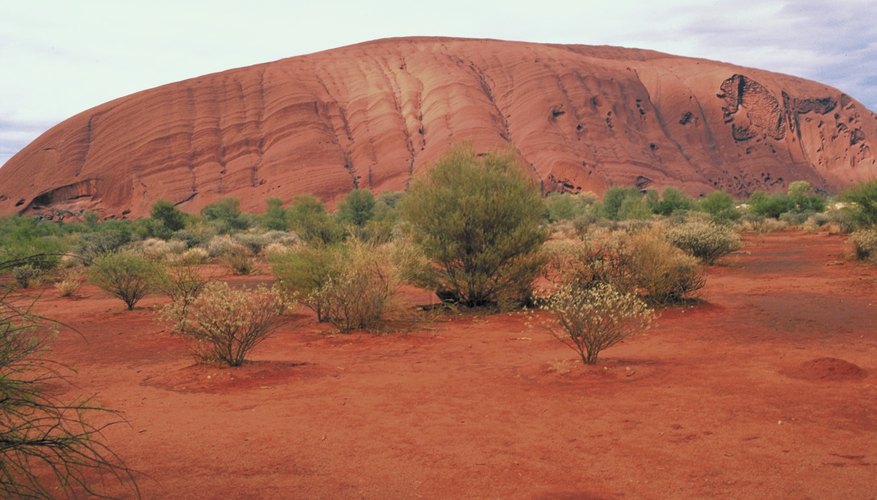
[1,37,876,218]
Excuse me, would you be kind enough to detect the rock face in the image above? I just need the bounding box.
[2,37,876,218]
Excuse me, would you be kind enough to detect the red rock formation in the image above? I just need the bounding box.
[2,37,876,218]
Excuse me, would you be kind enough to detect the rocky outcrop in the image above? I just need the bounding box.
[1,37,875,218]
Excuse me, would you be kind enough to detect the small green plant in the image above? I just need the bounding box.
[163,281,286,366]
[201,197,250,234]
[336,188,377,228]
[88,252,160,310]
[849,229,877,262]
[543,282,653,365]
[666,221,741,264]
[287,195,342,244]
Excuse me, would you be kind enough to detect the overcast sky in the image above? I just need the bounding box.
[2,0,876,166]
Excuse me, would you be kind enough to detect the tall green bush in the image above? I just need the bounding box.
[402,146,547,307]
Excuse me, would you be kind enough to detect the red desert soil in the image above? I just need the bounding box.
[2,37,877,218]
[28,231,877,498]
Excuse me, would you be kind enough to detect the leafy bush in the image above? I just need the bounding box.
[599,186,644,220]
[287,195,342,244]
[402,145,548,307]
[543,282,653,365]
[201,197,250,234]
[650,187,695,216]
[843,180,877,227]
[155,265,208,331]
[620,229,706,304]
[544,192,594,222]
[0,287,138,497]
[271,244,342,321]
[163,282,285,366]
[699,190,740,222]
[336,188,377,228]
[261,197,289,231]
[147,199,187,238]
[87,252,160,310]
[666,221,741,264]
[849,229,877,262]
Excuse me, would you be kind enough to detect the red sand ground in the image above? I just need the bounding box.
[30,231,877,498]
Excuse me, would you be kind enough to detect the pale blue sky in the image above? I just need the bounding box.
[2,0,875,166]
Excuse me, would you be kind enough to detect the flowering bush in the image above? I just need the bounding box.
[543,282,653,365]
[163,281,286,366]
[666,221,741,264]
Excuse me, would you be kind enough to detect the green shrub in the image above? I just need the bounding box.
[87,252,160,310]
[336,189,376,228]
[543,282,653,365]
[699,191,740,222]
[843,180,877,227]
[544,192,594,222]
[148,199,187,238]
[850,229,877,261]
[402,145,548,307]
[201,197,250,234]
[163,282,285,366]
[666,221,741,264]
[599,186,643,220]
[270,244,342,321]
[286,195,342,244]
[261,197,289,231]
[650,187,695,216]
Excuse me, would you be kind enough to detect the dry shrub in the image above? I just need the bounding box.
[737,215,789,233]
[135,238,186,261]
[221,247,255,275]
[11,264,40,289]
[55,268,84,297]
[850,229,877,262]
[174,247,209,265]
[163,281,286,366]
[619,228,706,304]
[543,282,653,365]
[206,235,243,258]
[316,241,400,332]
[666,221,741,264]
[543,235,634,294]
